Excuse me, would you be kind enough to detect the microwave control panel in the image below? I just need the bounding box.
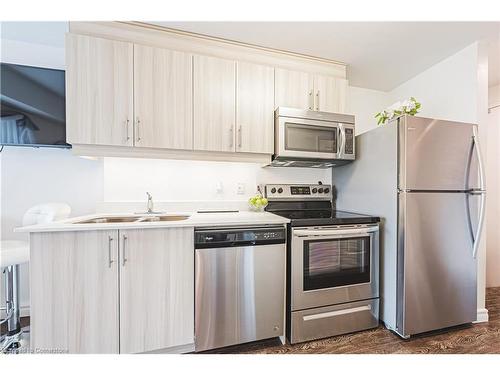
[344,128,354,154]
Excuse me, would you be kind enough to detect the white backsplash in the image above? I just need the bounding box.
[101,157,332,211]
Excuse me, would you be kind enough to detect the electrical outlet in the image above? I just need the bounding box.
[215,181,223,194]
[237,183,246,195]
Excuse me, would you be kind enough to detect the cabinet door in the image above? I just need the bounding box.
[236,62,275,154]
[274,68,313,110]
[30,230,119,354]
[119,227,194,353]
[134,45,193,150]
[314,74,348,113]
[193,55,236,152]
[66,34,133,146]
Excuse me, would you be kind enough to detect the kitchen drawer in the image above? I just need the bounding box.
[290,298,379,344]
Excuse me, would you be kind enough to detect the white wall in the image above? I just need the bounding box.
[0,22,105,315]
[389,44,481,123]
[102,158,330,205]
[347,86,391,135]
[487,83,500,287]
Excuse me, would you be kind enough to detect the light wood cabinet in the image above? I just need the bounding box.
[66,34,134,146]
[274,68,313,110]
[193,55,236,152]
[274,68,348,113]
[65,28,348,161]
[30,230,120,354]
[236,62,275,154]
[134,45,193,150]
[313,74,348,113]
[30,227,194,354]
[119,227,194,353]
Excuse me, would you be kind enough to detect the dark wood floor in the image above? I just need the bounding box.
[4,288,499,353]
[207,287,500,354]
[0,316,29,336]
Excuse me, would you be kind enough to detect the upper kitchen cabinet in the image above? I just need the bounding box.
[236,62,274,154]
[66,22,347,161]
[313,74,348,113]
[134,45,193,150]
[274,68,313,110]
[66,34,134,146]
[274,68,348,113]
[193,55,236,152]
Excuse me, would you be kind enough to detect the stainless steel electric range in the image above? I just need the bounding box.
[264,183,381,344]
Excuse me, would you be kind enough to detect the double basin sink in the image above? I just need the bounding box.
[74,214,190,224]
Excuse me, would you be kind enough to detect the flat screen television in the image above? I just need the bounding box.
[0,62,70,148]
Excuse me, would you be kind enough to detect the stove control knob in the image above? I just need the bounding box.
[271,187,276,194]
[277,188,283,194]
[324,188,330,194]
[312,188,318,193]
[318,188,324,193]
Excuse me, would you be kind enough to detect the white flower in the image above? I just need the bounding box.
[405,101,416,112]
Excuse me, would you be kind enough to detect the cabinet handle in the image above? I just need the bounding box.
[136,118,141,142]
[238,125,242,148]
[122,234,128,266]
[308,91,313,110]
[229,127,234,149]
[125,119,130,142]
[316,91,320,111]
[108,236,114,268]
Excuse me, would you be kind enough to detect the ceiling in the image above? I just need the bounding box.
[150,22,500,91]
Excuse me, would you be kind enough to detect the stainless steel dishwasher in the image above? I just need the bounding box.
[194,226,286,352]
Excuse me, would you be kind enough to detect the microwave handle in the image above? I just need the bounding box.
[338,124,345,155]
[293,226,378,238]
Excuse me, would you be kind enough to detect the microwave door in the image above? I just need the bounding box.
[278,117,339,160]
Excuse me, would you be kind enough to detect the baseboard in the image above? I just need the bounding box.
[474,308,489,323]
[0,306,30,319]
[143,342,195,354]
[2,307,490,328]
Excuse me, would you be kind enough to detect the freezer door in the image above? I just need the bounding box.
[398,192,477,337]
[399,116,477,191]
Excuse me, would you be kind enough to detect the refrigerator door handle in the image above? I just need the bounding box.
[470,127,486,259]
[473,191,486,259]
[472,127,486,192]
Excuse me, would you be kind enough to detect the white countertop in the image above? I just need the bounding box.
[15,211,290,233]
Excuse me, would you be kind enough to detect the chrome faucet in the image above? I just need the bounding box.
[146,192,154,214]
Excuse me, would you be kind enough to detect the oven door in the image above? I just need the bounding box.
[277,116,339,160]
[291,225,379,311]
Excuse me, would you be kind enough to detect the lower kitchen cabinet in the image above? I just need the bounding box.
[29,227,194,354]
[119,227,194,353]
[30,230,120,354]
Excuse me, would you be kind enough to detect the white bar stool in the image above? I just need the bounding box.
[1,203,71,353]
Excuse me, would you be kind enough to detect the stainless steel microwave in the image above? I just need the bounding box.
[271,107,355,168]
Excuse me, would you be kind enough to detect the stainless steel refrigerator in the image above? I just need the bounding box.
[334,115,485,338]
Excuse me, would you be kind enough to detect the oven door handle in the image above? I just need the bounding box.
[293,227,379,238]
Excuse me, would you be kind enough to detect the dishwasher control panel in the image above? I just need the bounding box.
[195,226,286,248]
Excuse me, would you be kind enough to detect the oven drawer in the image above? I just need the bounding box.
[290,298,379,344]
